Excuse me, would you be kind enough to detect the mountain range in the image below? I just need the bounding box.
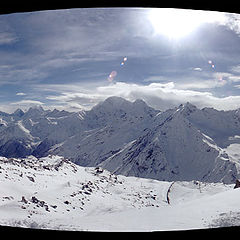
[0,96,240,183]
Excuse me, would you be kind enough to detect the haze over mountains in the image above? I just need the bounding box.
[0,96,240,184]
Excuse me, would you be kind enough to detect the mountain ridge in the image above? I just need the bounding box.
[0,97,240,183]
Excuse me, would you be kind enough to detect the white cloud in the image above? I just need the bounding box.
[175,80,219,90]
[0,100,44,113]
[143,75,169,82]
[0,32,17,45]
[230,65,240,82]
[10,100,44,106]
[0,64,49,85]
[174,71,240,91]
[193,67,202,71]
[213,71,240,84]
[225,13,240,36]
[16,92,26,96]
[231,65,240,73]
[97,82,240,110]
[42,81,240,111]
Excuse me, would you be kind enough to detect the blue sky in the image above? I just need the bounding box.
[1,8,240,112]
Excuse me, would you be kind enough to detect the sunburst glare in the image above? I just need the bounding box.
[148,8,226,39]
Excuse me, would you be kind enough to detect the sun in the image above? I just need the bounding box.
[148,8,225,39]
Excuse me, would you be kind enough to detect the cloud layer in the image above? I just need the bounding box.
[41,81,240,111]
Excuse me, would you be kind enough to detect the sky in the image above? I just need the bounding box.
[1,8,240,112]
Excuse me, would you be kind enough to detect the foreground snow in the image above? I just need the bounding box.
[0,155,239,231]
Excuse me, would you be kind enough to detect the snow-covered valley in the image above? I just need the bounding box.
[0,155,239,231]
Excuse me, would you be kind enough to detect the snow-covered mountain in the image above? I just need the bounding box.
[98,103,240,183]
[1,97,240,183]
[0,155,238,231]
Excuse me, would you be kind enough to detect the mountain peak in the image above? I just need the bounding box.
[178,102,197,111]
[94,96,156,116]
[23,105,45,118]
[175,102,198,117]
[183,102,197,109]
[26,105,45,114]
[12,108,25,117]
[103,96,129,105]
[92,96,131,112]
[101,96,151,109]
[29,105,44,111]
[133,99,147,106]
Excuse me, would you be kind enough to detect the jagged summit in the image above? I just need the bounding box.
[184,101,197,108]
[177,102,197,110]
[177,102,198,116]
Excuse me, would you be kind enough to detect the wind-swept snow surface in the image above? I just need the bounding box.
[0,155,238,231]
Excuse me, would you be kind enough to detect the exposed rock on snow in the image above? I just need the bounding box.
[234,179,240,189]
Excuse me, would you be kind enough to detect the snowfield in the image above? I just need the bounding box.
[0,155,238,231]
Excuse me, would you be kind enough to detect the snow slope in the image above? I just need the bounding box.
[0,155,238,231]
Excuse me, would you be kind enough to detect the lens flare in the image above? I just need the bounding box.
[108,70,117,82]
[107,56,127,82]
